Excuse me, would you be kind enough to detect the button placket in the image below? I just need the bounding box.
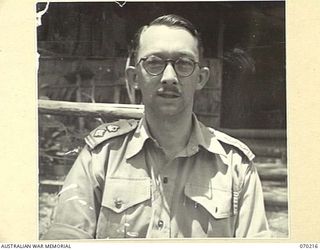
[145,145,180,237]
[148,172,171,237]
[159,160,179,237]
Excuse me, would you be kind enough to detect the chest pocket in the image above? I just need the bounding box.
[184,183,233,218]
[184,183,237,237]
[96,177,152,238]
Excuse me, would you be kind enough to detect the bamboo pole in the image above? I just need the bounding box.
[38,99,144,119]
[256,163,287,181]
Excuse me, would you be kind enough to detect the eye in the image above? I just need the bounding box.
[176,58,194,72]
[145,56,163,66]
[143,56,165,74]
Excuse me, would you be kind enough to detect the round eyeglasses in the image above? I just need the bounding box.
[136,55,200,77]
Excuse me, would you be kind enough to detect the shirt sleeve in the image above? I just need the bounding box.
[42,145,102,240]
[234,162,271,238]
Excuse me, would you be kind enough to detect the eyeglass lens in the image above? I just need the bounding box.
[142,56,196,77]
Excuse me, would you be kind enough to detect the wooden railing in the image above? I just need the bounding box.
[38,99,144,119]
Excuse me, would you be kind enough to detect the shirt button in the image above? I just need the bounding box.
[157,220,164,229]
[114,198,122,209]
[163,177,168,184]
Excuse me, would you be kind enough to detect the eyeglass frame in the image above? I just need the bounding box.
[136,55,200,77]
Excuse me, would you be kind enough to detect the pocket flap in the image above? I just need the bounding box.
[102,177,151,213]
[184,183,232,219]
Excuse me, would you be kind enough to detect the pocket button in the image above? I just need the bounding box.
[114,198,123,209]
[158,220,164,229]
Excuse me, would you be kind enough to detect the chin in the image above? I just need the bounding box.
[156,106,185,117]
[146,100,191,118]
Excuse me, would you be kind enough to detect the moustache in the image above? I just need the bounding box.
[156,86,181,97]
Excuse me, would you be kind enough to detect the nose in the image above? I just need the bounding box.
[160,63,179,85]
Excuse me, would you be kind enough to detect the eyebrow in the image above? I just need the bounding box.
[145,51,198,60]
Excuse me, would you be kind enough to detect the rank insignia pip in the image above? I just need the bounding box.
[85,119,138,150]
[107,124,120,133]
[94,129,106,137]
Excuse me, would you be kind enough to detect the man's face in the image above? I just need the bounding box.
[131,25,209,118]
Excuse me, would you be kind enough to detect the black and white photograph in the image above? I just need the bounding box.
[37,1,287,239]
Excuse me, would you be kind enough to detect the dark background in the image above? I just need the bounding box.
[37,1,285,129]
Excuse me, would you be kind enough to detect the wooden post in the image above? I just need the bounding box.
[76,73,85,130]
[90,78,95,103]
[215,14,225,128]
[113,86,121,104]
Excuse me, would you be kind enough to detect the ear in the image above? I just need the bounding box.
[125,66,139,89]
[195,67,210,90]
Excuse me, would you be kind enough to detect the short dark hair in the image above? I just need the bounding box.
[129,14,204,64]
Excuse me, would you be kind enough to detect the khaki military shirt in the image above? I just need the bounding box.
[43,115,270,239]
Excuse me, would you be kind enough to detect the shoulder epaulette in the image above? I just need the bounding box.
[85,119,138,150]
[211,128,255,161]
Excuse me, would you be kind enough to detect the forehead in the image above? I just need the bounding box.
[138,25,199,59]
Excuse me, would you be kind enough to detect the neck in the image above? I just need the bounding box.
[145,111,193,159]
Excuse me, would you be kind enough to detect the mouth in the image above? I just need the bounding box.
[157,87,181,99]
[158,91,181,98]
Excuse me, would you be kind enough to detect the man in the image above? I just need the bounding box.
[43,14,270,239]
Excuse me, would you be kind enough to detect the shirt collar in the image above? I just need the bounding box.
[125,116,152,159]
[125,114,227,159]
[188,114,227,157]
